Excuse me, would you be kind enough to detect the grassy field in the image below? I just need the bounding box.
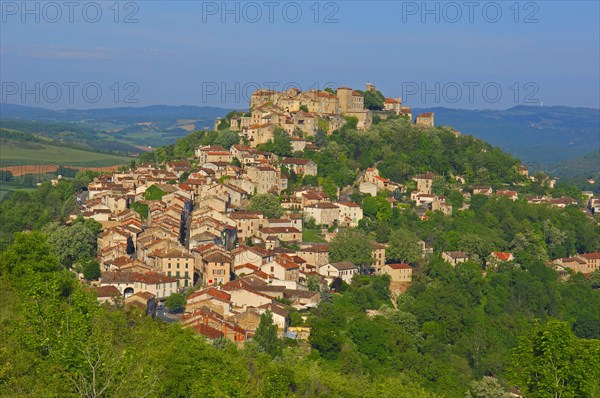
[0,183,36,201]
[302,228,326,243]
[0,140,131,168]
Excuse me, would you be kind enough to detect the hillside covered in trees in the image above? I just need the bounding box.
[1,230,599,397]
[1,117,599,397]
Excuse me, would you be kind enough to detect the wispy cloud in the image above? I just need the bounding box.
[23,46,115,60]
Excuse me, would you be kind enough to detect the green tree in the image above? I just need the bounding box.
[448,190,464,209]
[508,320,600,398]
[590,269,600,289]
[431,175,448,196]
[362,196,379,217]
[457,233,494,265]
[308,318,343,359]
[329,229,374,273]
[258,128,292,157]
[165,292,186,312]
[214,130,240,149]
[248,194,284,218]
[320,176,338,200]
[307,274,322,292]
[362,90,385,110]
[83,260,101,281]
[510,229,548,263]
[465,377,511,398]
[387,228,422,264]
[314,129,327,147]
[43,220,100,268]
[254,310,282,358]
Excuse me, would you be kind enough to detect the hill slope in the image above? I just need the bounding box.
[412,106,600,167]
[0,103,234,147]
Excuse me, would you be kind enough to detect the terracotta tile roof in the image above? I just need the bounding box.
[95,285,121,298]
[274,258,300,270]
[260,227,301,234]
[204,252,232,263]
[444,251,469,259]
[155,249,194,259]
[562,257,587,264]
[414,173,436,180]
[329,261,358,271]
[188,286,231,302]
[101,271,177,284]
[191,323,224,340]
[301,190,329,200]
[235,263,260,272]
[301,244,329,253]
[281,158,312,165]
[260,301,289,318]
[249,269,271,280]
[491,252,513,261]
[580,252,600,260]
[337,201,360,207]
[127,291,156,301]
[385,263,411,270]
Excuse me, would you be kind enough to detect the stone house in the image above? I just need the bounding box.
[379,263,413,283]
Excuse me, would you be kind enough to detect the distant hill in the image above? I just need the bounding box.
[546,150,600,178]
[0,119,142,155]
[0,103,234,147]
[0,103,233,123]
[3,103,597,177]
[413,106,600,169]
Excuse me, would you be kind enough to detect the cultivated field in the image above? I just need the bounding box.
[0,141,131,170]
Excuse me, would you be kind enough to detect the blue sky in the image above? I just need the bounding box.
[1,1,599,110]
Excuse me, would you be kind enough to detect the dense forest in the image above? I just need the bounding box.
[1,231,599,397]
[1,119,599,397]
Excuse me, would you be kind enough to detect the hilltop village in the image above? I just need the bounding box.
[72,85,600,344]
[217,83,434,145]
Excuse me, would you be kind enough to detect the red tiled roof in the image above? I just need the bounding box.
[492,252,513,261]
[414,173,436,180]
[386,263,411,270]
[337,201,360,207]
[235,263,260,271]
[188,286,231,302]
[204,252,232,263]
[282,158,312,165]
[444,251,469,259]
[191,323,224,340]
[101,271,177,284]
[95,285,121,298]
[580,252,600,260]
[301,244,329,253]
